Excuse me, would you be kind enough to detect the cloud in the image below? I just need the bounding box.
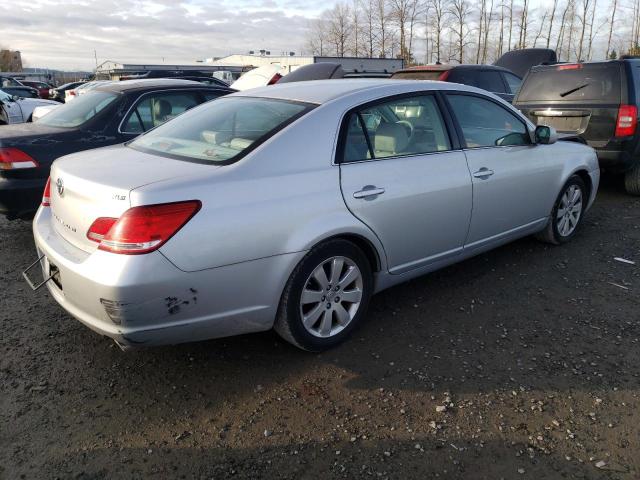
[0,0,331,70]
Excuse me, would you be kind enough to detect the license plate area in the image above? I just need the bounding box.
[22,254,63,292]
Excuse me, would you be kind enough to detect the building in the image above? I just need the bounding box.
[95,60,249,80]
[206,54,404,74]
[0,50,23,72]
[94,54,405,80]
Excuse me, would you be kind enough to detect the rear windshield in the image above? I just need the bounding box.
[392,71,445,81]
[38,91,118,128]
[129,96,314,164]
[517,63,621,102]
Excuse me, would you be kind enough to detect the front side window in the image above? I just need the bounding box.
[129,96,313,164]
[121,92,201,133]
[38,91,119,128]
[447,94,530,147]
[342,95,451,163]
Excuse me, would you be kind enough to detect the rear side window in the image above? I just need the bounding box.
[503,73,522,94]
[448,70,506,93]
[342,95,451,163]
[517,64,621,102]
[447,94,530,147]
[122,92,200,133]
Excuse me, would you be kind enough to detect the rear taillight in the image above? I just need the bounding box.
[86,217,117,242]
[42,177,51,206]
[0,148,39,170]
[268,73,283,85]
[87,201,201,254]
[615,105,638,137]
[438,70,450,81]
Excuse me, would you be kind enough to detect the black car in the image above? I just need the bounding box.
[390,64,522,103]
[514,59,640,194]
[0,79,233,219]
[49,81,87,102]
[0,76,40,99]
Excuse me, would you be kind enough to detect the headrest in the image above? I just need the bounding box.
[154,99,172,118]
[374,122,409,154]
[201,131,231,144]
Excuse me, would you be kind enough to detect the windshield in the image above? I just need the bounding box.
[517,63,621,102]
[38,90,119,128]
[1,77,22,88]
[129,96,314,164]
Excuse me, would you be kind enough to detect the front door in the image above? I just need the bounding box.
[445,93,562,247]
[339,93,472,274]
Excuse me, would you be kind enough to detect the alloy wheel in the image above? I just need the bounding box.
[556,184,583,237]
[299,256,364,338]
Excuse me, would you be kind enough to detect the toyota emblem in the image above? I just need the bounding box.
[56,177,64,196]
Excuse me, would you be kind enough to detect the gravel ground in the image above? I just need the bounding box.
[1,178,640,480]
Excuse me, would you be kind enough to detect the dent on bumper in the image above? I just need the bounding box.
[33,207,305,347]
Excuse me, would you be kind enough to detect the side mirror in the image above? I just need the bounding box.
[535,125,558,145]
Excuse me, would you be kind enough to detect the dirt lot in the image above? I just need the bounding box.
[1,179,639,480]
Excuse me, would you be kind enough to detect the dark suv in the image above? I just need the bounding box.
[514,59,640,194]
[391,65,522,103]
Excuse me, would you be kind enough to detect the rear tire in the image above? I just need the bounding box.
[274,239,373,352]
[536,175,586,245]
[624,163,640,196]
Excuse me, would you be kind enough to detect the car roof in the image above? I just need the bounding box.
[233,78,483,105]
[95,78,227,93]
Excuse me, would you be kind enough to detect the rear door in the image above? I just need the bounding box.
[339,93,472,274]
[445,92,561,247]
[514,63,623,147]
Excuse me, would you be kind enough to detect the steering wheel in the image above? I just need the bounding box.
[396,120,414,141]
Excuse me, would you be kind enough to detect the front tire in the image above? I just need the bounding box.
[274,239,373,352]
[536,175,586,245]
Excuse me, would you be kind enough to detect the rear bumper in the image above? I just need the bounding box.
[0,176,46,219]
[593,139,639,173]
[31,207,303,348]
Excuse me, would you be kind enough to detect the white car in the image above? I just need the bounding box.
[31,104,61,122]
[65,81,112,102]
[0,89,58,124]
[230,65,285,91]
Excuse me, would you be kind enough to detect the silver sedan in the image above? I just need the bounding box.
[29,80,600,351]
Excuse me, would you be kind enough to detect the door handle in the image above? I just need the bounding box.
[472,168,494,179]
[353,187,385,199]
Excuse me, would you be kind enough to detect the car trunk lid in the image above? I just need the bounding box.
[49,145,215,253]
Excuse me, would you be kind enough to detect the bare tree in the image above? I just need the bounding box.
[352,0,361,56]
[376,0,390,57]
[429,0,450,62]
[388,0,421,62]
[605,0,618,58]
[498,0,505,56]
[306,18,328,55]
[507,0,514,50]
[546,0,559,48]
[585,0,598,60]
[481,0,494,62]
[576,0,591,61]
[533,11,548,46]
[449,0,472,63]
[361,0,377,57]
[517,0,530,48]
[475,0,486,62]
[326,3,352,57]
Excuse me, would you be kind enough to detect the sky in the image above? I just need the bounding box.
[1,0,329,71]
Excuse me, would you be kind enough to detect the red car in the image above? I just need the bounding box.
[19,80,53,99]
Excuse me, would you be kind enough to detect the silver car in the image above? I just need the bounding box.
[0,89,58,124]
[28,80,600,351]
